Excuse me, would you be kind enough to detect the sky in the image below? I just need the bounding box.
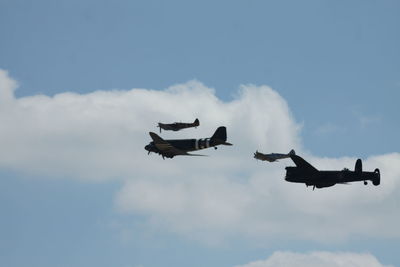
[0,1,399,267]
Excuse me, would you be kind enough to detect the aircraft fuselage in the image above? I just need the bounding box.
[145,126,232,158]
[285,167,380,188]
[158,119,200,132]
[145,138,216,156]
[158,123,192,131]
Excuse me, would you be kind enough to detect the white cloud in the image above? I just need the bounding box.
[1,69,400,244]
[0,71,300,180]
[116,153,400,243]
[234,251,393,267]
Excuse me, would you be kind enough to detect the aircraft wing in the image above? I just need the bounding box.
[149,132,205,157]
[290,155,318,172]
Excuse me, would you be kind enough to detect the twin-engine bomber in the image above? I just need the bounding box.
[145,126,232,159]
[285,154,380,190]
[157,118,199,133]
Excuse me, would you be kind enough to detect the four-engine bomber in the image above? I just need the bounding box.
[285,154,380,190]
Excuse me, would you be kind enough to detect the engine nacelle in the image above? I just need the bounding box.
[355,158,362,173]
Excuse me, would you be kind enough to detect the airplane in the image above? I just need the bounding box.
[145,126,233,159]
[254,149,296,162]
[157,118,200,133]
[285,154,380,190]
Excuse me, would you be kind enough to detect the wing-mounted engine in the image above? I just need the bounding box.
[355,159,362,173]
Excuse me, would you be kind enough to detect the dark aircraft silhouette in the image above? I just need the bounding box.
[285,154,380,190]
[157,118,200,133]
[254,149,296,162]
[145,126,232,159]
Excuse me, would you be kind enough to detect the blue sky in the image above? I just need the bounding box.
[1,1,399,267]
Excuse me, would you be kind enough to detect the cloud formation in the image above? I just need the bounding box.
[234,251,393,267]
[1,69,399,243]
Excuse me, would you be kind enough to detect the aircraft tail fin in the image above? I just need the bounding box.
[193,118,200,126]
[210,126,232,146]
[355,159,362,173]
[289,149,296,155]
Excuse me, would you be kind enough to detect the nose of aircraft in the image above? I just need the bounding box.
[144,145,150,151]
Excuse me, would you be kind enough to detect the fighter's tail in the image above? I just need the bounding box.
[289,149,296,155]
[210,126,232,146]
[193,118,200,127]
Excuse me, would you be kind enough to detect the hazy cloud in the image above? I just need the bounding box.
[351,107,381,128]
[234,251,393,267]
[314,122,345,135]
[359,115,381,128]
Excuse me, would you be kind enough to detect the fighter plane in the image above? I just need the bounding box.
[145,126,232,159]
[254,149,296,162]
[157,118,200,133]
[284,154,380,190]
